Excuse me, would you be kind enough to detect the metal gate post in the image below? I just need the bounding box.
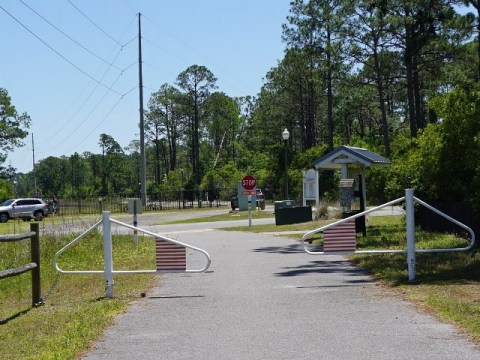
[405,189,416,281]
[103,211,114,298]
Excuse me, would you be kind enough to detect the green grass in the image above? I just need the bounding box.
[2,213,479,357]
[0,215,102,235]
[223,214,480,343]
[225,217,334,233]
[0,230,157,360]
[163,209,275,224]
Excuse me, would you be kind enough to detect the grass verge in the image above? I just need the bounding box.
[1,213,479,357]
[0,230,157,360]
[224,214,480,343]
[163,209,275,224]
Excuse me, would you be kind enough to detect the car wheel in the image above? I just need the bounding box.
[34,211,44,221]
[260,202,265,210]
[0,213,8,223]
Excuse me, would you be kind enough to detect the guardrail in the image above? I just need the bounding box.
[54,212,211,298]
[0,223,41,306]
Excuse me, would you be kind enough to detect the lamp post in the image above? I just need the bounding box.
[282,128,290,200]
[180,168,184,209]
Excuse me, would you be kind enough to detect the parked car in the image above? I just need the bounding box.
[0,198,49,223]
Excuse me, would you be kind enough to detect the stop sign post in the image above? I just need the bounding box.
[242,175,256,226]
[242,175,256,193]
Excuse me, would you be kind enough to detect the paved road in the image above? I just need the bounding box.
[42,207,272,235]
[43,204,404,237]
[83,229,480,360]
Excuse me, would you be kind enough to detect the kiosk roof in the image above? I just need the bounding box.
[313,145,391,170]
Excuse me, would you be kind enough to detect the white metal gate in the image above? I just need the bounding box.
[53,212,211,298]
[301,189,476,281]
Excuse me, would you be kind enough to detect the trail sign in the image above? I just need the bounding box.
[242,175,256,191]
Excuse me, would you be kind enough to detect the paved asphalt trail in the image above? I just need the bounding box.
[82,229,480,360]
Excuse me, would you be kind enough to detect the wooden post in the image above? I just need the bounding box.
[30,223,41,306]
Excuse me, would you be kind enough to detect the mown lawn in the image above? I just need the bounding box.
[1,213,479,360]
[0,228,157,360]
[350,216,480,343]
[225,214,480,343]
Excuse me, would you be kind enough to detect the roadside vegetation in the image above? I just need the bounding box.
[2,0,480,357]
[163,208,275,224]
[224,214,480,343]
[0,230,157,360]
[1,210,479,360]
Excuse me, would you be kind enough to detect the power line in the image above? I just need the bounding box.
[143,37,190,65]
[37,60,138,147]
[18,0,123,71]
[67,0,123,47]
[64,86,138,153]
[143,61,178,78]
[0,4,123,96]
[40,69,137,153]
[142,14,258,95]
[142,36,253,96]
[121,0,137,13]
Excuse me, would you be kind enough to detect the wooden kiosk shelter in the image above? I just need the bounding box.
[312,145,391,234]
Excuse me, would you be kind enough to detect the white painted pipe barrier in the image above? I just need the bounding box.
[301,189,476,281]
[406,189,416,281]
[54,211,211,298]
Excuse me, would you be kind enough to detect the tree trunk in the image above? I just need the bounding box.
[405,53,417,137]
[413,57,423,131]
[403,5,418,138]
[477,6,480,81]
[326,28,334,151]
[194,94,200,188]
[373,45,390,156]
[155,138,161,184]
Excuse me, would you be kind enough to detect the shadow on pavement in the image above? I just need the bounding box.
[253,243,303,254]
[275,259,370,278]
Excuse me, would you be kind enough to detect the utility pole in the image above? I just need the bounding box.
[138,13,147,206]
[32,133,37,197]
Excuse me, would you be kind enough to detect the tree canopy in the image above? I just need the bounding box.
[0,88,30,172]
[3,1,480,208]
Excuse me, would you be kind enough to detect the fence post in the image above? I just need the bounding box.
[30,223,41,306]
[405,189,416,281]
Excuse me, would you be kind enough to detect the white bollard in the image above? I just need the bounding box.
[405,189,416,281]
[102,211,114,298]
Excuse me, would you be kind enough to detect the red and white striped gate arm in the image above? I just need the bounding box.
[301,197,405,255]
[54,214,211,275]
[54,212,212,298]
[323,220,356,253]
[301,192,475,256]
[155,239,187,272]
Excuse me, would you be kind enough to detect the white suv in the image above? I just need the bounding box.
[0,198,49,223]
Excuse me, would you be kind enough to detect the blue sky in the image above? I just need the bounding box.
[1,0,291,173]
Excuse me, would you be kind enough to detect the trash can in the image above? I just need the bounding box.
[275,204,312,225]
[342,210,366,235]
[230,195,238,211]
[274,200,296,211]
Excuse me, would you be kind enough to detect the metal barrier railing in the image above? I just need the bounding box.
[301,189,476,281]
[53,212,211,298]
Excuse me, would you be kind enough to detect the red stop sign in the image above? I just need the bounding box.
[242,175,256,190]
